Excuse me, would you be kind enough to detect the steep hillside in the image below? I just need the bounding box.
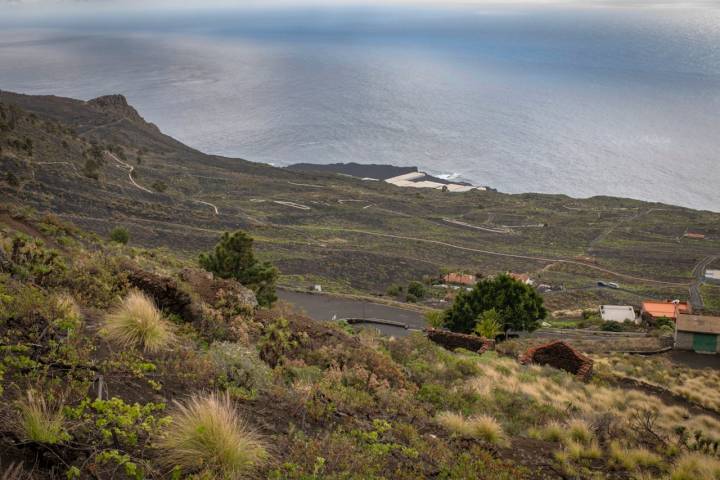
[2,208,720,479]
[1,90,719,312]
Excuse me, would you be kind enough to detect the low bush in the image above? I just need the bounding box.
[102,290,175,353]
[109,226,129,245]
[156,392,268,478]
[209,342,272,399]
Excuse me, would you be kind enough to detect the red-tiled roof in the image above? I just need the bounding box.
[641,301,690,319]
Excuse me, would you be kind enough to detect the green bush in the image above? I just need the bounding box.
[601,321,623,332]
[109,227,129,245]
[407,281,426,299]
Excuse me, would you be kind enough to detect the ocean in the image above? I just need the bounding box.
[1,3,718,210]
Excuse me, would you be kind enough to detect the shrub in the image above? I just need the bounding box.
[474,308,502,338]
[109,226,129,245]
[386,284,403,297]
[156,392,268,478]
[209,342,272,399]
[424,310,445,328]
[52,292,83,334]
[601,321,623,332]
[407,281,425,299]
[102,291,175,353]
[14,390,68,444]
[200,231,278,307]
[436,412,507,446]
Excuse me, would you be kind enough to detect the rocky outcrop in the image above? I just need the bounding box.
[425,328,495,354]
[87,94,161,133]
[519,341,593,381]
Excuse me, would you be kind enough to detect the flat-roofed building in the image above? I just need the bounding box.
[600,305,637,323]
[675,313,720,354]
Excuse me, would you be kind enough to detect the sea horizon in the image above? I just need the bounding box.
[1,2,718,211]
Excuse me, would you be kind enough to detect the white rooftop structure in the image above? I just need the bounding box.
[600,305,638,323]
[705,269,720,281]
[385,171,482,193]
[385,172,426,184]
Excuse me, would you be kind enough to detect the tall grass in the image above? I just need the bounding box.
[102,290,174,353]
[671,453,720,480]
[156,392,268,479]
[15,390,67,444]
[436,411,508,446]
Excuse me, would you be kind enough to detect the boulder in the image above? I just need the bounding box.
[519,341,593,381]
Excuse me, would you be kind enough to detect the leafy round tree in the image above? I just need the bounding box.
[200,231,278,307]
[443,274,546,333]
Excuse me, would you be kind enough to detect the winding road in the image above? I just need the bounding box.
[107,151,153,193]
[690,255,718,310]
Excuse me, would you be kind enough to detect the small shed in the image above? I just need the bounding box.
[600,305,637,323]
[675,313,720,354]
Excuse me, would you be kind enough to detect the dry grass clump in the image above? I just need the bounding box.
[608,441,662,471]
[156,392,268,478]
[14,390,67,444]
[670,452,720,480]
[102,290,175,353]
[567,418,593,444]
[595,354,720,412]
[436,411,508,446]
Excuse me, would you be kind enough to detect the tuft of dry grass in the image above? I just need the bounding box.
[14,390,67,445]
[567,418,594,444]
[436,411,508,446]
[670,452,720,480]
[609,441,662,471]
[102,290,175,353]
[156,392,268,479]
[52,292,83,334]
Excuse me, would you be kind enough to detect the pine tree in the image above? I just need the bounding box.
[200,231,278,307]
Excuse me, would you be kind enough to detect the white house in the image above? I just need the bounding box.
[600,305,637,323]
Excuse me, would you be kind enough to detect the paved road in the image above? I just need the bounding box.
[278,289,426,336]
[689,255,718,310]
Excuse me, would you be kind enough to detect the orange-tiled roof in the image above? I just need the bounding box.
[685,232,705,239]
[641,301,690,319]
[443,273,476,286]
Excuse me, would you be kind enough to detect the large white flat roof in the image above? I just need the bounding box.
[385,172,426,183]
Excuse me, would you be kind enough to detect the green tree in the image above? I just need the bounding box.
[444,274,546,333]
[109,227,129,245]
[474,308,502,338]
[200,231,278,307]
[407,281,426,299]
